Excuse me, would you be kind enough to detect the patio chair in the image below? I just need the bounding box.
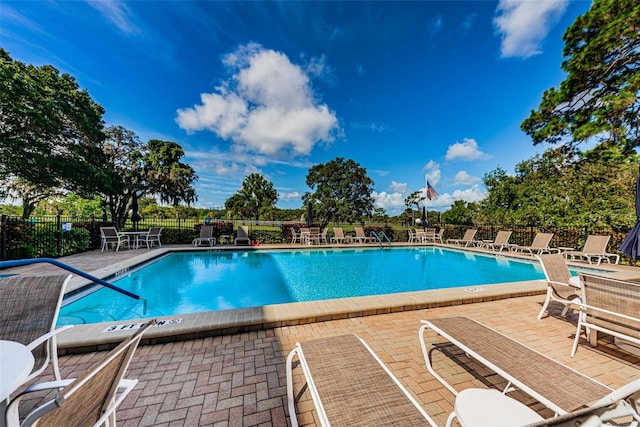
[100,226,130,252]
[419,316,613,416]
[319,227,328,244]
[235,225,250,245]
[535,253,581,320]
[481,230,513,252]
[6,319,156,427]
[192,225,215,246]
[446,229,478,247]
[512,232,558,255]
[563,235,620,265]
[0,274,73,384]
[353,226,374,243]
[290,228,301,244]
[137,226,163,249]
[330,227,349,244]
[571,273,640,357]
[407,229,417,243]
[286,334,437,427]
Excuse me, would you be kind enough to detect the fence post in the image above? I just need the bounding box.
[1,214,6,261]
[56,214,62,257]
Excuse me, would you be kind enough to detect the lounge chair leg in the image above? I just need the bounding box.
[445,411,457,427]
[560,304,571,317]
[537,289,552,320]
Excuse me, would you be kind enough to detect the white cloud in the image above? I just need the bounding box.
[390,181,408,194]
[176,43,339,156]
[350,122,390,133]
[86,0,140,35]
[283,192,300,200]
[372,191,406,212]
[453,170,480,185]
[428,184,486,209]
[493,0,568,59]
[445,138,488,161]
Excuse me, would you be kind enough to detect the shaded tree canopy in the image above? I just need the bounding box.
[522,0,640,153]
[0,48,109,196]
[101,127,198,227]
[225,173,278,220]
[303,157,374,224]
[477,146,638,227]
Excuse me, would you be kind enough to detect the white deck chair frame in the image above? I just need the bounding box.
[286,334,437,427]
[419,317,612,416]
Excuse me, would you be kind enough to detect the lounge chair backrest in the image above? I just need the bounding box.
[238,226,248,238]
[100,226,118,238]
[536,253,574,299]
[333,227,344,238]
[0,274,70,381]
[530,232,553,248]
[23,320,156,427]
[493,230,512,245]
[354,227,366,238]
[461,229,477,240]
[148,226,162,236]
[462,228,478,240]
[578,274,640,340]
[581,235,610,254]
[199,225,214,238]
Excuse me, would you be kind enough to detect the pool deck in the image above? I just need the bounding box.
[5,243,640,426]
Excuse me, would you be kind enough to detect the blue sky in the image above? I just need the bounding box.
[1,0,592,215]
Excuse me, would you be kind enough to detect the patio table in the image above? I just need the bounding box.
[1,340,34,427]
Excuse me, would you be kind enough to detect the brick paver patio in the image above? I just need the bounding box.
[6,247,640,426]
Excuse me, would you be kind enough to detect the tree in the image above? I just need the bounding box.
[478,146,637,227]
[3,178,57,219]
[303,157,374,224]
[100,126,146,228]
[0,48,110,195]
[225,173,278,220]
[144,139,198,211]
[442,200,476,225]
[521,0,640,153]
[100,128,199,227]
[404,190,426,226]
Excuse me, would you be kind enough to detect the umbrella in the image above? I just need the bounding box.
[619,173,640,259]
[130,192,142,231]
[421,206,427,231]
[307,202,313,227]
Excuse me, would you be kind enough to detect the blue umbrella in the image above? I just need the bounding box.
[619,174,640,259]
[421,206,427,231]
[130,192,142,231]
[307,202,313,227]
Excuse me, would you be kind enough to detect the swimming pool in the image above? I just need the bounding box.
[58,247,552,326]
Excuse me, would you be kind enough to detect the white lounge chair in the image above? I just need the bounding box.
[0,274,73,383]
[572,273,640,357]
[286,334,437,427]
[100,226,130,252]
[6,320,156,427]
[446,229,478,247]
[512,232,558,255]
[353,226,374,243]
[192,225,215,246]
[563,235,620,265]
[330,227,350,244]
[535,253,581,320]
[419,316,613,416]
[482,230,513,252]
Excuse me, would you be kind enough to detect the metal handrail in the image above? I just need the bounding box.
[370,231,392,248]
[0,258,142,300]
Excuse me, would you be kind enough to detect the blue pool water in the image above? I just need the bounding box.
[58,247,548,325]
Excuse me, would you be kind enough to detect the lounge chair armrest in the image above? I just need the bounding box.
[26,325,73,351]
[545,280,581,291]
[574,301,640,324]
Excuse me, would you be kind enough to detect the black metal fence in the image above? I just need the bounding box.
[0,214,635,264]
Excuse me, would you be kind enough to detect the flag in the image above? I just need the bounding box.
[426,181,439,201]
